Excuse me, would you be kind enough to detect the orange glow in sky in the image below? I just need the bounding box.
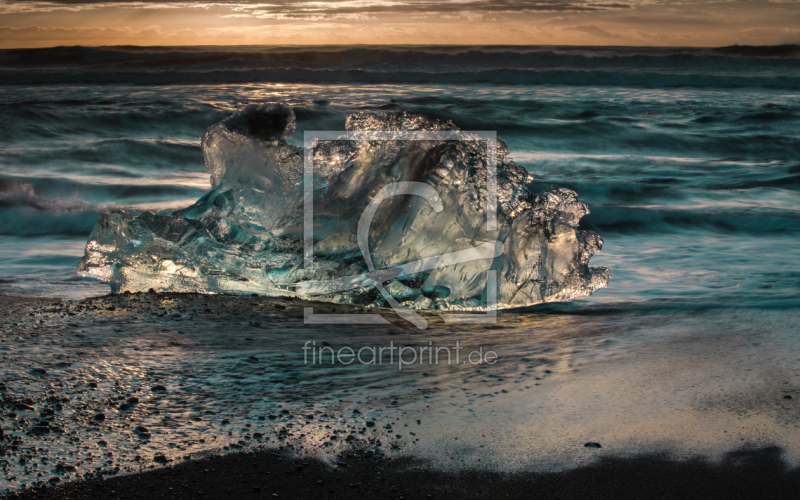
[0,0,798,48]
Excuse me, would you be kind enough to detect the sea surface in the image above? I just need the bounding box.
[2,45,800,304]
[1,45,800,491]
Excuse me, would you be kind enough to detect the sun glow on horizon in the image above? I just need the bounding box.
[0,0,798,48]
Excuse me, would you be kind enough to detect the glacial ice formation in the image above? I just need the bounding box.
[78,103,609,310]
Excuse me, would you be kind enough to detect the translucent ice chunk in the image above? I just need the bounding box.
[78,103,609,310]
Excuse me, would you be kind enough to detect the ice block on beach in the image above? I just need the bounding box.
[79,103,609,310]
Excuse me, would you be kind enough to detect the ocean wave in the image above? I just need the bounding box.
[1,46,799,89]
[1,174,207,204]
[2,45,798,70]
[0,138,202,170]
[0,101,228,143]
[3,97,798,169]
[582,204,800,235]
[0,177,101,235]
[0,206,101,236]
[3,67,799,89]
[0,175,209,235]
[711,174,800,190]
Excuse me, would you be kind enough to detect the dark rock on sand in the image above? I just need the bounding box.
[31,424,51,435]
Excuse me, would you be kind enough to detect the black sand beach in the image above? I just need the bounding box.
[6,445,800,499]
[2,292,800,498]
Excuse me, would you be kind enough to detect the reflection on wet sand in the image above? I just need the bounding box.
[1,293,799,492]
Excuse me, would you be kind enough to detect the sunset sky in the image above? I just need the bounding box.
[1,0,799,48]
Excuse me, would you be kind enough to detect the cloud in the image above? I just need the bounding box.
[3,0,635,16]
[0,23,198,42]
[565,24,620,38]
[1,0,798,47]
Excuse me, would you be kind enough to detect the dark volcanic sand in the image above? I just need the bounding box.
[2,292,800,497]
[5,446,800,499]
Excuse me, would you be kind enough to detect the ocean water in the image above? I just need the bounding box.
[2,46,799,305]
[1,46,800,490]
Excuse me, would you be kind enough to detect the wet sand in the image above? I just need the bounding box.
[2,292,800,497]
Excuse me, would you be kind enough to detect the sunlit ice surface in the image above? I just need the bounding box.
[76,103,609,309]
